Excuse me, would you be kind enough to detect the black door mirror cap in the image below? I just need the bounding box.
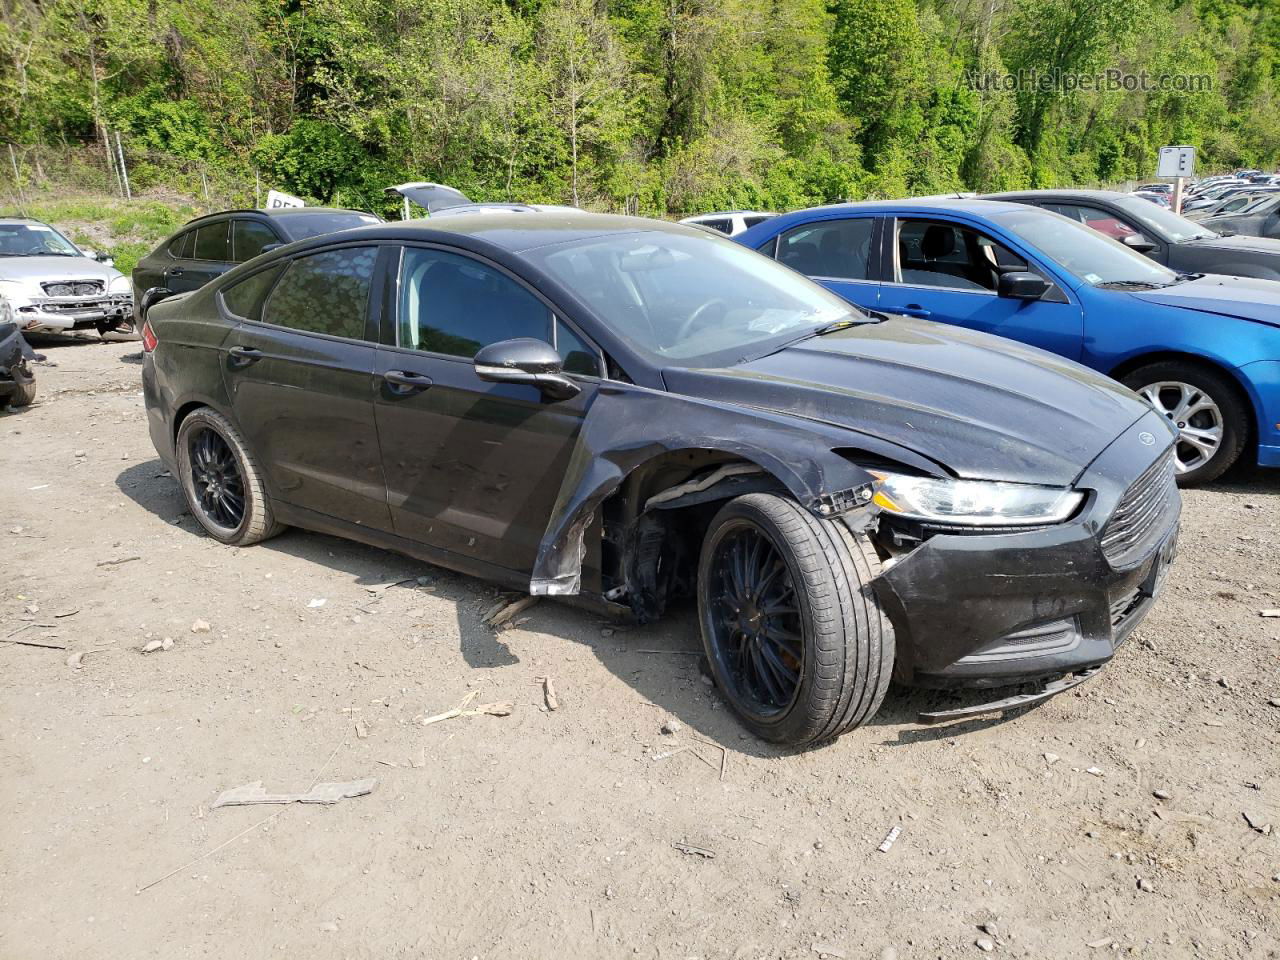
[474,337,581,401]
[997,271,1051,300]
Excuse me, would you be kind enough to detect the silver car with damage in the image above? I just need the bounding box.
[0,218,134,338]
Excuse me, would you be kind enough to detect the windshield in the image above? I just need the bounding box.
[1112,196,1217,242]
[0,222,81,257]
[274,212,381,241]
[991,208,1179,288]
[529,230,869,367]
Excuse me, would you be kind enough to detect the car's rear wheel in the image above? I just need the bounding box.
[1122,361,1249,486]
[697,493,894,746]
[176,408,283,545]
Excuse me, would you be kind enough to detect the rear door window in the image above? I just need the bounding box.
[193,221,230,261]
[261,246,378,340]
[232,220,281,263]
[221,265,284,321]
[775,218,876,280]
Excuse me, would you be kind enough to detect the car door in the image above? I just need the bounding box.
[878,216,1084,360]
[372,244,601,574]
[220,243,393,530]
[167,219,234,292]
[763,216,881,311]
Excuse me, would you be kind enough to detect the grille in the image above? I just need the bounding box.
[41,280,103,297]
[1100,449,1175,565]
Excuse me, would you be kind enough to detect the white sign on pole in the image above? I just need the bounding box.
[1157,146,1196,178]
[265,189,305,209]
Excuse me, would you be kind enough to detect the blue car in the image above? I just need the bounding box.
[737,199,1280,484]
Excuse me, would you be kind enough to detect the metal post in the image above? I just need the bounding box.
[201,170,210,203]
[8,143,27,214]
[1173,176,1184,215]
[255,169,261,207]
[115,131,131,199]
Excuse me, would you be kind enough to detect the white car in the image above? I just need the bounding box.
[0,218,134,338]
[679,210,777,236]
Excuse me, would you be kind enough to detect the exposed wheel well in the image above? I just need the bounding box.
[600,451,785,622]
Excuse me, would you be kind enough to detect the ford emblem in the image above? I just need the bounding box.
[1138,431,1156,446]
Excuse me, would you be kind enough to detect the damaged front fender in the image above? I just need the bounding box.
[529,383,881,596]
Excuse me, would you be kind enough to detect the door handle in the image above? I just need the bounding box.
[898,304,932,319]
[383,369,433,394]
[168,268,184,277]
[227,345,263,368]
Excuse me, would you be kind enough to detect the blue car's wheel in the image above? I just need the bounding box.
[1124,361,1249,486]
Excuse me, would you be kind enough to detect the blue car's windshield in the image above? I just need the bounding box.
[990,208,1179,288]
[530,229,870,366]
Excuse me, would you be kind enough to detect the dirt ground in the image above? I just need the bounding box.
[2,336,1278,960]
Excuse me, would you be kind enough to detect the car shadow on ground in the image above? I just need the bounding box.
[112,457,1158,757]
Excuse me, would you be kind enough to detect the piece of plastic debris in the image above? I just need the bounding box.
[1260,609,1280,618]
[307,598,327,608]
[878,825,903,853]
[141,639,164,654]
[652,746,690,762]
[355,720,369,739]
[671,840,715,858]
[1086,766,1104,776]
[211,778,377,809]
[191,619,211,634]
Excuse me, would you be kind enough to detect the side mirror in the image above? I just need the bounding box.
[1218,227,1237,237]
[997,271,1051,300]
[1122,234,1157,254]
[473,337,580,401]
[139,286,174,323]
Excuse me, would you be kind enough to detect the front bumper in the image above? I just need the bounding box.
[873,410,1181,689]
[14,294,133,333]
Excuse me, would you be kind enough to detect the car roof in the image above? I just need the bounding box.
[177,207,374,228]
[0,216,51,226]
[984,189,1136,203]
[272,209,716,255]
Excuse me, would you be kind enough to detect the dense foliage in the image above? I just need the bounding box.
[2,0,1278,216]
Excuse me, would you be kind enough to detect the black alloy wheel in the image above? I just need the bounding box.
[188,426,247,532]
[707,521,804,717]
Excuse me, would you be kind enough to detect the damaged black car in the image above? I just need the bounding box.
[138,212,1182,746]
[0,321,37,408]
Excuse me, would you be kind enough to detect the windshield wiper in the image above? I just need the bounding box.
[1095,279,1172,290]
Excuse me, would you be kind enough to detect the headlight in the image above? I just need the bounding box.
[109,274,132,295]
[871,471,1083,526]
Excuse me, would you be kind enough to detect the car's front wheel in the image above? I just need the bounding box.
[1122,360,1249,486]
[697,493,894,746]
[176,408,283,545]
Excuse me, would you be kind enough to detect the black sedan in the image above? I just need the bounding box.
[138,212,1181,745]
[131,207,382,300]
[990,189,1280,280]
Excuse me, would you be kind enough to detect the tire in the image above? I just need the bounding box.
[175,407,284,545]
[9,375,36,408]
[1121,360,1249,486]
[697,493,894,747]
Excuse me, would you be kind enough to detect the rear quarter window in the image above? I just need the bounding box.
[221,265,285,321]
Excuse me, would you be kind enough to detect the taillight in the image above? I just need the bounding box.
[141,319,158,353]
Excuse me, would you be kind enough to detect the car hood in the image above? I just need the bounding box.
[0,256,124,292]
[1181,233,1280,256]
[662,318,1151,486]
[1130,274,1280,327]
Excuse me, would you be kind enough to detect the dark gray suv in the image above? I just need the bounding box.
[132,208,381,300]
